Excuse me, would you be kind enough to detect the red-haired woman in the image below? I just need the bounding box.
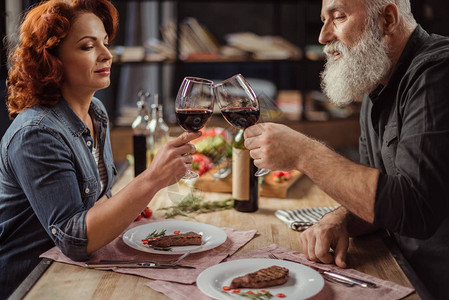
[0,1,199,297]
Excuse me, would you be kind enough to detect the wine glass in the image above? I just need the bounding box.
[214,74,270,177]
[175,77,214,179]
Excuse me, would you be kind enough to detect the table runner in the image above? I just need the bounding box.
[148,244,415,300]
[40,218,257,284]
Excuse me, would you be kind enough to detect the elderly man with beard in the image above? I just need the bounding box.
[244,0,449,298]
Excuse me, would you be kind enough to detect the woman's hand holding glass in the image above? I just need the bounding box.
[175,77,214,179]
[148,131,201,185]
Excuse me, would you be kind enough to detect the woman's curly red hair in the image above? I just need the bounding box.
[6,0,118,119]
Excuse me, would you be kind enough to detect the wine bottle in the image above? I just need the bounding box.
[132,90,150,177]
[232,129,258,212]
[147,94,169,162]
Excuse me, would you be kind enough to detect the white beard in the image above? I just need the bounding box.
[320,22,392,106]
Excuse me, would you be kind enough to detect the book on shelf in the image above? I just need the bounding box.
[224,32,302,60]
[262,36,302,60]
[183,17,220,53]
[304,90,360,120]
[145,38,176,59]
[158,18,220,60]
[147,18,303,62]
[275,90,303,120]
[219,45,250,58]
[159,21,178,51]
[110,46,145,62]
[305,45,325,61]
[109,45,168,63]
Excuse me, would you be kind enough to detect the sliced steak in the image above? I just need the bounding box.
[230,265,289,289]
[148,232,202,247]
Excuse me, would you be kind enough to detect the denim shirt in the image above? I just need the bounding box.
[0,97,116,298]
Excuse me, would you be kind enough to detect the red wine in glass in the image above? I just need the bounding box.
[214,74,270,177]
[221,107,260,129]
[176,108,213,132]
[175,76,214,179]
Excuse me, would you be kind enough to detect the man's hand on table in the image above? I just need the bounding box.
[300,210,349,269]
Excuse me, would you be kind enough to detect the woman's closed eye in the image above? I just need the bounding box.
[81,45,94,51]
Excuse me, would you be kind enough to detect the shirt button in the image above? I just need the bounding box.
[86,141,92,147]
[85,187,90,194]
[51,228,57,235]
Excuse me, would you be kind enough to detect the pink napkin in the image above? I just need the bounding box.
[40,218,257,284]
[149,244,415,300]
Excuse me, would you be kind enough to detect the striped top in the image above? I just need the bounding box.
[92,145,107,194]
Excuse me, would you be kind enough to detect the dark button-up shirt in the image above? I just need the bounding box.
[0,97,116,298]
[360,26,449,299]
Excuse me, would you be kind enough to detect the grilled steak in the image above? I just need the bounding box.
[230,265,289,289]
[148,232,202,247]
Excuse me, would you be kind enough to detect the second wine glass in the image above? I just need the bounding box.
[214,74,270,177]
[175,77,214,179]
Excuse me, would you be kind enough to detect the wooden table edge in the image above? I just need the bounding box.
[7,258,53,300]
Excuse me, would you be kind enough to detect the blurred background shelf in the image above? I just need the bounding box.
[105,0,330,127]
[2,0,448,163]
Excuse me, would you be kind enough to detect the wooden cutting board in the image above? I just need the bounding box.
[193,164,303,198]
[260,170,303,198]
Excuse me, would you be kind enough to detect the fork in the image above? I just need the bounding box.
[171,250,193,264]
[99,250,193,265]
[268,253,279,260]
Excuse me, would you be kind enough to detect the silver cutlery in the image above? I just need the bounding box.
[99,249,192,264]
[85,262,195,269]
[86,250,195,269]
[268,253,377,288]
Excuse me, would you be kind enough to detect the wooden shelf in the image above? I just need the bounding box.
[112,56,304,65]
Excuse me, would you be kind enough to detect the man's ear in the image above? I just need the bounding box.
[381,3,400,35]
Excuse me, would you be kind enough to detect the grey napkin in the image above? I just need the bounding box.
[275,206,338,231]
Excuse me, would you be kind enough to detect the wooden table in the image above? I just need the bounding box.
[14,166,423,300]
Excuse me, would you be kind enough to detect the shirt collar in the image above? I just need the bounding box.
[52,98,108,137]
[369,25,429,103]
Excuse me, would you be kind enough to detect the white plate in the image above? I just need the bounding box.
[122,220,227,254]
[196,258,324,300]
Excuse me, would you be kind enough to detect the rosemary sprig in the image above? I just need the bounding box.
[145,229,167,239]
[160,191,233,219]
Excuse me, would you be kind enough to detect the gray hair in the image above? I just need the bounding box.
[365,0,417,29]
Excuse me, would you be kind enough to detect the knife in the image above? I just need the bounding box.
[282,258,377,288]
[321,270,377,288]
[85,262,195,269]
